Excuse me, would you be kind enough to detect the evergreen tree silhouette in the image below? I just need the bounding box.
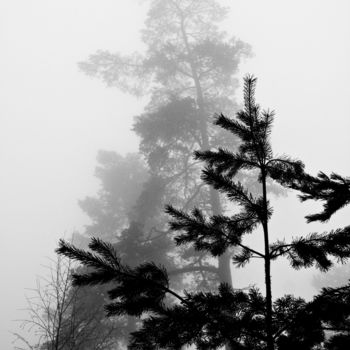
[57,76,350,349]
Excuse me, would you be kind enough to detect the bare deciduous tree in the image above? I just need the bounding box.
[13,256,118,350]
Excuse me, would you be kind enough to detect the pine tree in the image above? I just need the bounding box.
[57,76,350,349]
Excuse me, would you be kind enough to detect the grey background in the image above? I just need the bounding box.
[1,1,349,348]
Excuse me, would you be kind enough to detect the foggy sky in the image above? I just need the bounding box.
[1,1,350,348]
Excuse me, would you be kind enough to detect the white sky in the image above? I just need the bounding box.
[1,1,349,348]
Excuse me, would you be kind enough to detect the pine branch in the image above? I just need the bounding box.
[56,239,193,316]
[269,169,350,222]
[300,172,350,222]
[166,205,236,256]
[56,239,121,281]
[269,226,350,270]
[266,156,305,187]
[232,244,264,268]
[166,205,258,256]
[195,148,259,177]
[201,167,255,208]
[214,113,252,143]
[88,237,122,268]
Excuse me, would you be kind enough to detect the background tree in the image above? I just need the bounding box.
[13,256,118,350]
[79,0,252,288]
[56,75,350,349]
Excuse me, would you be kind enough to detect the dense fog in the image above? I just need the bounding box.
[1,1,350,349]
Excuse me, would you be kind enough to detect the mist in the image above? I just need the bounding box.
[1,1,350,349]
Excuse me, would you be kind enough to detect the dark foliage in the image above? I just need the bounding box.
[57,75,350,349]
[271,170,350,223]
[298,172,350,223]
[270,226,350,270]
[310,284,350,349]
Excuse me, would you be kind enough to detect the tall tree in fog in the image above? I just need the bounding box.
[80,0,251,286]
[57,76,350,349]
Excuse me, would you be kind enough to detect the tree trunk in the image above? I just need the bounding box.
[262,170,274,350]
